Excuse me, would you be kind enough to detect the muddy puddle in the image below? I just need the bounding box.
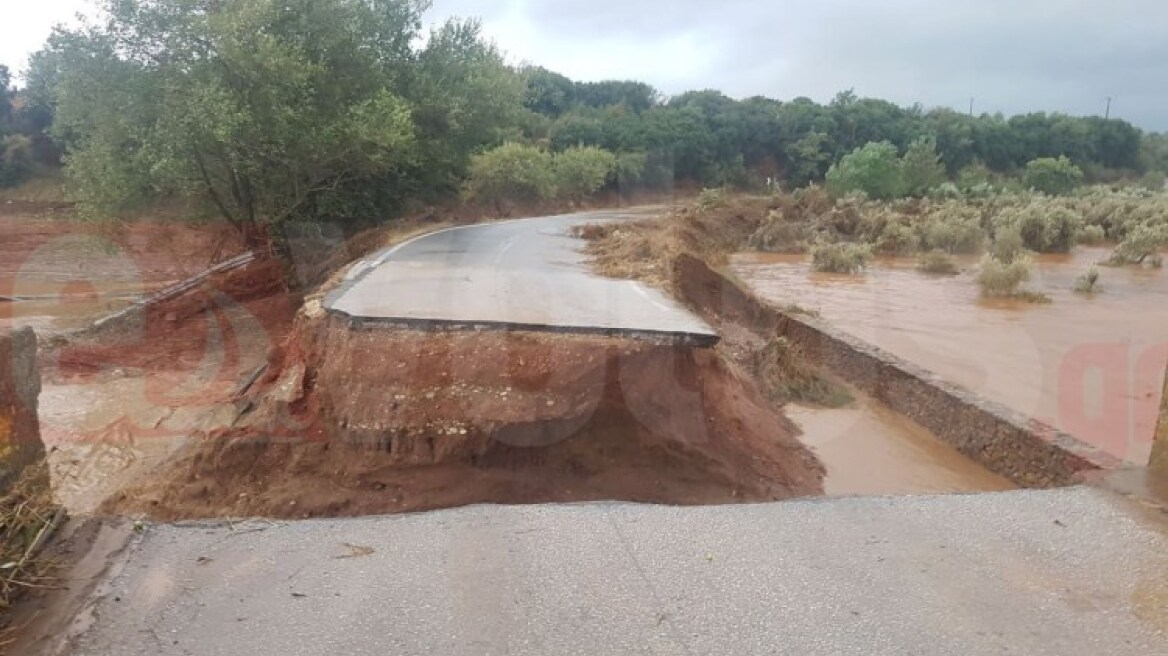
[733,247,1168,465]
[33,296,274,514]
[788,395,1014,496]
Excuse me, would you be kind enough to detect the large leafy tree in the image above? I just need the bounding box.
[900,137,947,196]
[37,0,521,243]
[0,65,12,131]
[825,141,905,200]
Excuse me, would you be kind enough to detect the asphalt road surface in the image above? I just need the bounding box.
[57,488,1167,655]
[324,210,718,345]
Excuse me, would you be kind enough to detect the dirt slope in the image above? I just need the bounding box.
[105,310,823,518]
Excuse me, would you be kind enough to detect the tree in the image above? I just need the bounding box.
[575,80,658,113]
[464,143,554,204]
[407,18,526,198]
[550,113,606,151]
[613,151,648,189]
[0,65,12,131]
[924,108,975,174]
[552,146,616,200]
[1022,156,1084,195]
[522,67,575,117]
[38,0,525,243]
[900,137,947,196]
[826,141,905,199]
[786,131,833,187]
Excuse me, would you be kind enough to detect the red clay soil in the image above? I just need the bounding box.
[104,308,824,519]
[0,205,242,297]
[47,257,298,409]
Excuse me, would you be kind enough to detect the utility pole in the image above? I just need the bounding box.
[1105,97,1112,120]
[969,98,974,117]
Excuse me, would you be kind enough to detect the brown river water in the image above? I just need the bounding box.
[733,247,1168,468]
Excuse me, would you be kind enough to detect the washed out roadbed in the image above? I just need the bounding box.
[99,203,834,520]
[105,312,824,518]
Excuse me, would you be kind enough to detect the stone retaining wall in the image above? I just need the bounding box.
[672,252,1119,488]
[1,326,44,489]
[774,313,1122,487]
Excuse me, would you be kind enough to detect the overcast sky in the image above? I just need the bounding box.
[3,0,1165,130]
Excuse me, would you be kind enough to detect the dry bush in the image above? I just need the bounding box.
[0,463,61,622]
[992,203,1083,253]
[1078,225,1107,245]
[922,202,987,254]
[1073,266,1102,294]
[748,209,812,253]
[1107,223,1167,267]
[577,196,772,288]
[917,251,959,274]
[756,338,852,408]
[976,253,1035,298]
[810,242,871,273]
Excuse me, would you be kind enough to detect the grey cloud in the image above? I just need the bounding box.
[429,0,1168,130]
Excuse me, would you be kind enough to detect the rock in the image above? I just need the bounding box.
[0,327,45,491]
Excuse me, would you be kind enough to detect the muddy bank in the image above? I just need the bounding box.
[105,306,823,519]
[38,255,297,514]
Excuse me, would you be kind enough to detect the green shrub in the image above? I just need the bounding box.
[917,251,959,274]
[977,253,1034,298]
[825,141,905,200]
[989,225,1026,264]
[1137,171,1166,192]
[0,135,35,188]
[927,182,962,200]
[552,146,617,200]
[1108,223,1168,266]
[900,137,947,197]
[922,203,986,253]
[1078,225,1107,245]
[1022,156,1084,196]
[811,242,872,273]
[957,162,992,191]
[465,143,555,203]
[874,221,920,255]
[993,204,1083,252]
[697,187,728,212]
[613,151,648,188]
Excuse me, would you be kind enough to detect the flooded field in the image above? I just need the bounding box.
[733,247,1168,465]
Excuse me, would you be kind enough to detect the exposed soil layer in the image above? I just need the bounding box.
[105,311,823,519]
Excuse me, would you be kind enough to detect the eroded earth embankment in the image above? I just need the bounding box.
[104,293,825,519]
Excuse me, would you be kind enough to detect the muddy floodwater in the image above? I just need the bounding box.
[733,247,1168,465]
[788,397,1015,496]
[0,278,144,334]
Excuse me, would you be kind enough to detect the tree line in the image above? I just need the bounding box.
[1,0,1165,241]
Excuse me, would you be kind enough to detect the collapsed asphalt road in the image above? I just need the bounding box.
[48,488,1168,656]
[324,210,718,346]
